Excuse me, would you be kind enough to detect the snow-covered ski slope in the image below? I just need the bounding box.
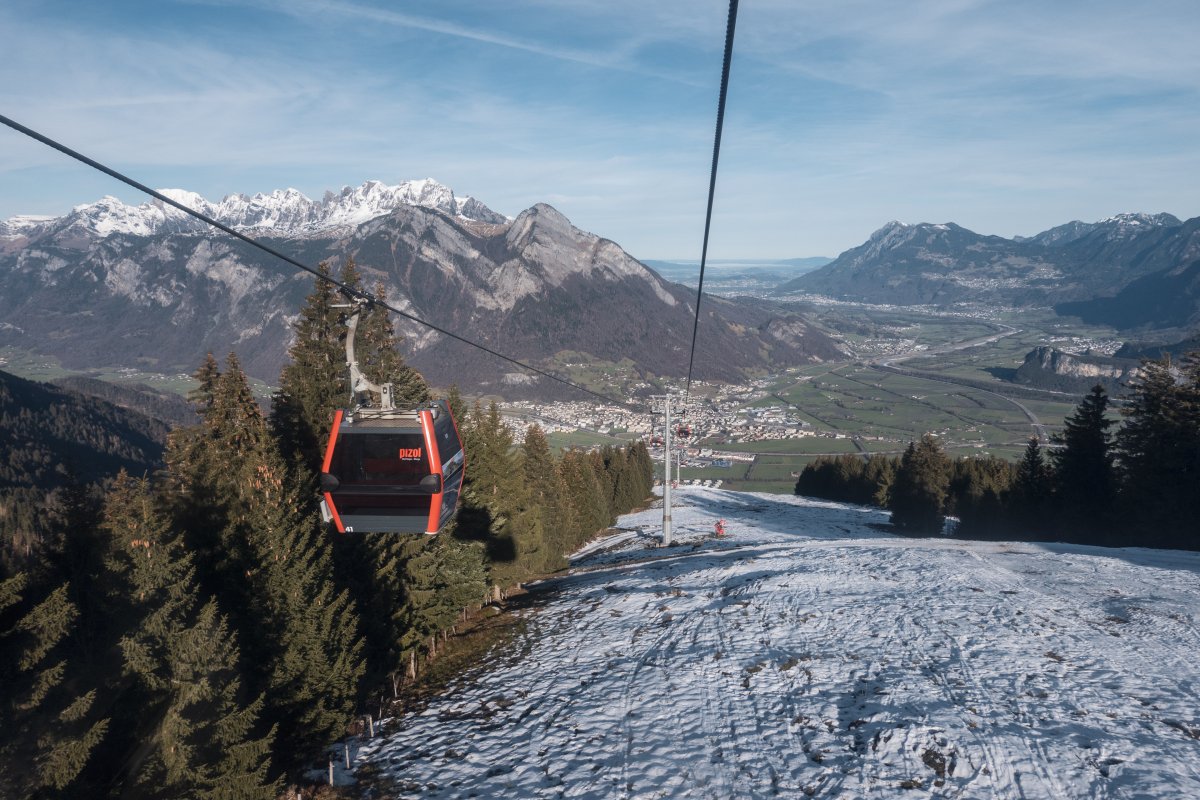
[356,488,1200,798]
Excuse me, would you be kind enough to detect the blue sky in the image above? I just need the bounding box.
[2,0,1198,259]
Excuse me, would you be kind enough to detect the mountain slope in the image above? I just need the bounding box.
[318,203,842,389]
[0,369,169,490]
[1056,258,1200,330]
[52,376,199,428]
[776,214,1200,324]
[0,188,843,392]
[1115,333,1200,361]
[349,487,1200,798]
[779,221,1046,305]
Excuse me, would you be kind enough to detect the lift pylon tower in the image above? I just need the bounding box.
[651,394,678,547]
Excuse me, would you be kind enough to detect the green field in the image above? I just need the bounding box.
[0,345,279,399]
[668,307,1128,480]
[744,310,1103,454]
[704,437,861,455]
[545,429,633,451]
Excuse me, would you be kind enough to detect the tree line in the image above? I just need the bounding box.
[1,259,654,798]
[795,352,1200,551]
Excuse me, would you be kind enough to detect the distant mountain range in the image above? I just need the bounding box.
[777,213,1200,331]
[0,178,507,242]
[0,180,842,395]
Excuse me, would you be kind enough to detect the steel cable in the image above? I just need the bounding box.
[683,0,739,402]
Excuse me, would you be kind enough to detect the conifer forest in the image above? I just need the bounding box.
[0,260,654,798]
[795,355,1200,550]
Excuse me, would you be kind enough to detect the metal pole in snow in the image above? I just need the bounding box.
[663,395,672,547]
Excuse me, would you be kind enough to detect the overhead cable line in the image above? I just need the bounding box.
[0,112,635,411]
[683,0,739,402]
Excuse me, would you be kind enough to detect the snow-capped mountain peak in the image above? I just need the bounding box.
[0,214,53,239]
[1087,212,1183,243]
[869,220,907,238]
[1099,212,1181,228]
[66,195,177,237]
[4,179,508,240]
[157,188,214,213]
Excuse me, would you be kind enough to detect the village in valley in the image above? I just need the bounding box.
[501,376,858,487]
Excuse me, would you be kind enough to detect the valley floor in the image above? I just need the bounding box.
[353,489,1200,799]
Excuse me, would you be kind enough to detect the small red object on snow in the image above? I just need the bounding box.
[714,519,727,537]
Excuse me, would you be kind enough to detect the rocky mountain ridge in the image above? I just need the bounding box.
[778,213,1200,330]
[1016,213,1183,247]
[0,187,841,394]
[0,178,507,246]
[1013,345,1141,394]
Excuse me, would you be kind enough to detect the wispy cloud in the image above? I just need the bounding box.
[261,0,634,68]
[192,0,705,85]
[2,0,1198,257]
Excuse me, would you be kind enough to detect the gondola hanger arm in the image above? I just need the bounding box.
[335,298,394,410]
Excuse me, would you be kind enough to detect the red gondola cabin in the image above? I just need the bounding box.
[320,400,465,535]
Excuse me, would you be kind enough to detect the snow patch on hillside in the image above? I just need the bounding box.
[347,488,1200,798]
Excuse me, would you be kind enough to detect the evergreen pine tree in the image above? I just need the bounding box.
[400,536,487,660]
[456,403,539,589]
[798,453,900,509]
[888,434,951,533]
[590,449,616,519]
[1114,354,1200,548]
[235,442,365,762]
[521,425,568,573]
[609,447,641,514]
[445,385,468,429]
[794,454,885,506]
[210,353,269,464]
[165,354,273,612]
[0,570,108,797]
[521,425,556,501]
[627,441,655,501]
[270,261,346,473]
[1050,385,1115,543]
[1009,437,1051,537]
[40,481,109,661]
[102,473,277,800]
[948,456,1014,538]
[865,454,898,508]
[164,356,241,594]
[166,354,365,767]
[190,353,222,423]
[353,534,412,687]
[558,450,609,549]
